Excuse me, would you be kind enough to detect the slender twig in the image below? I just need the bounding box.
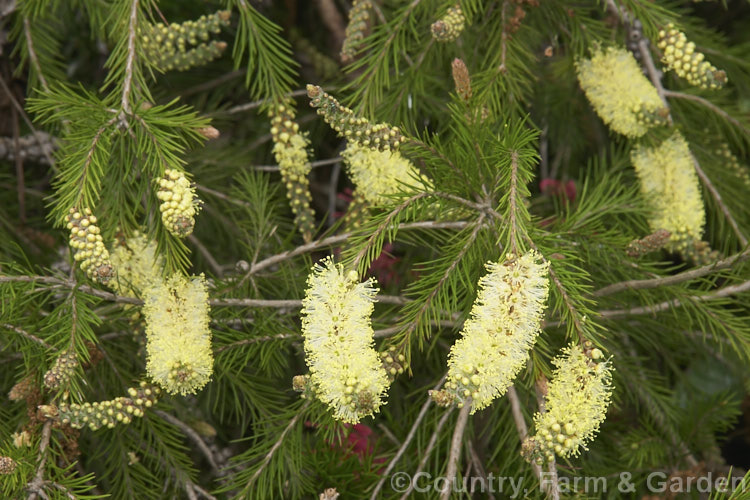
[229,219,469,292]
[180,69,244,98]
[663,90,750,137]
[225,88,318,115]
[507,386,560,499]
[2,323,54,349]
[214,333,298,353]
[244,402,310,490]
[155,410,220,476]
[441,403,471,500]
[498,1,508,74]
[191,483,218,500]
[23,17,50,91]
[594,247,750,297]
[467,440,496,500]
[188,235,225,278]
[314,0,346,49]
[598,279,750,318]
[395,214,486,349]
[121,0,139,115]
[398,408,455,500]
[689,153,748,247]
[370,376,446,500]
[0,74,57,169]
[351,192,434,271]
[27,421,53,500]
[251,157,343,173]
[0,275,142,304]
[507,150,520,252]
[75,115,119,206]
[11,102,26,224]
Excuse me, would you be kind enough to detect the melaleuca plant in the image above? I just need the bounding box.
[2,0,750,499]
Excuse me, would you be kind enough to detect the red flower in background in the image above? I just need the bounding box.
[540,178,577,204]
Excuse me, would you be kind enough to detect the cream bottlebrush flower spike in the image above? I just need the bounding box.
[269,103,316,242]
[524,344,613,464]
[109,231,164,298]
[341,142,428,205]
[157,168,202,238]
[430,250,550,413]
[66,207,115,284]
[142,273,213,395]
[657,23,726,90]
[576,46,667,138]
[299,257,390,423]
[631,131,705,254]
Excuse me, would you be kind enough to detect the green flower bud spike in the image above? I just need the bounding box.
[306,85,403,151]
[269,104,317,242]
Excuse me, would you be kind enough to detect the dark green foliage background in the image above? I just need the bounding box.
[1,0,750,498]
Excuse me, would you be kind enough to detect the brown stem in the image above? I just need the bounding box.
[441,403,471,500]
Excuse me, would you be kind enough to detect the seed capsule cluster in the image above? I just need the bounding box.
[42,382,161,431]
[66,208,115,284]
[140,11,231,72]
[341,0,373,62]
[157,169,201,238]
[306,85,403,151]
[431,5,465,43]
[269,104,316,242]
[0,456,16,475]
[43,349,79,391]
[657,23,726,89]
[626,229,671,258]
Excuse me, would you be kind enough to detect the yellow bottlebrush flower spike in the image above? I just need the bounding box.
[157,168,202,238]
[270,104,316,242]
[341,0,373,62]
[307,85,403,151]
[39,382,161,431]
[657,24,726,90]
[576,46,667,138]
[110,231,164,298]
[44,348,79,390]
[430,251,550,413]
[525,344,613,464]
[143,273,213,395]
[140,11,231,72]
[341,142,428,205]
[631,132,705,253]
[66,207,115,284]
[299,257,390,423]
[431,5,465,43]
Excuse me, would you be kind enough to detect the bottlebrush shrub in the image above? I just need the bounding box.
[2,1,750,499]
